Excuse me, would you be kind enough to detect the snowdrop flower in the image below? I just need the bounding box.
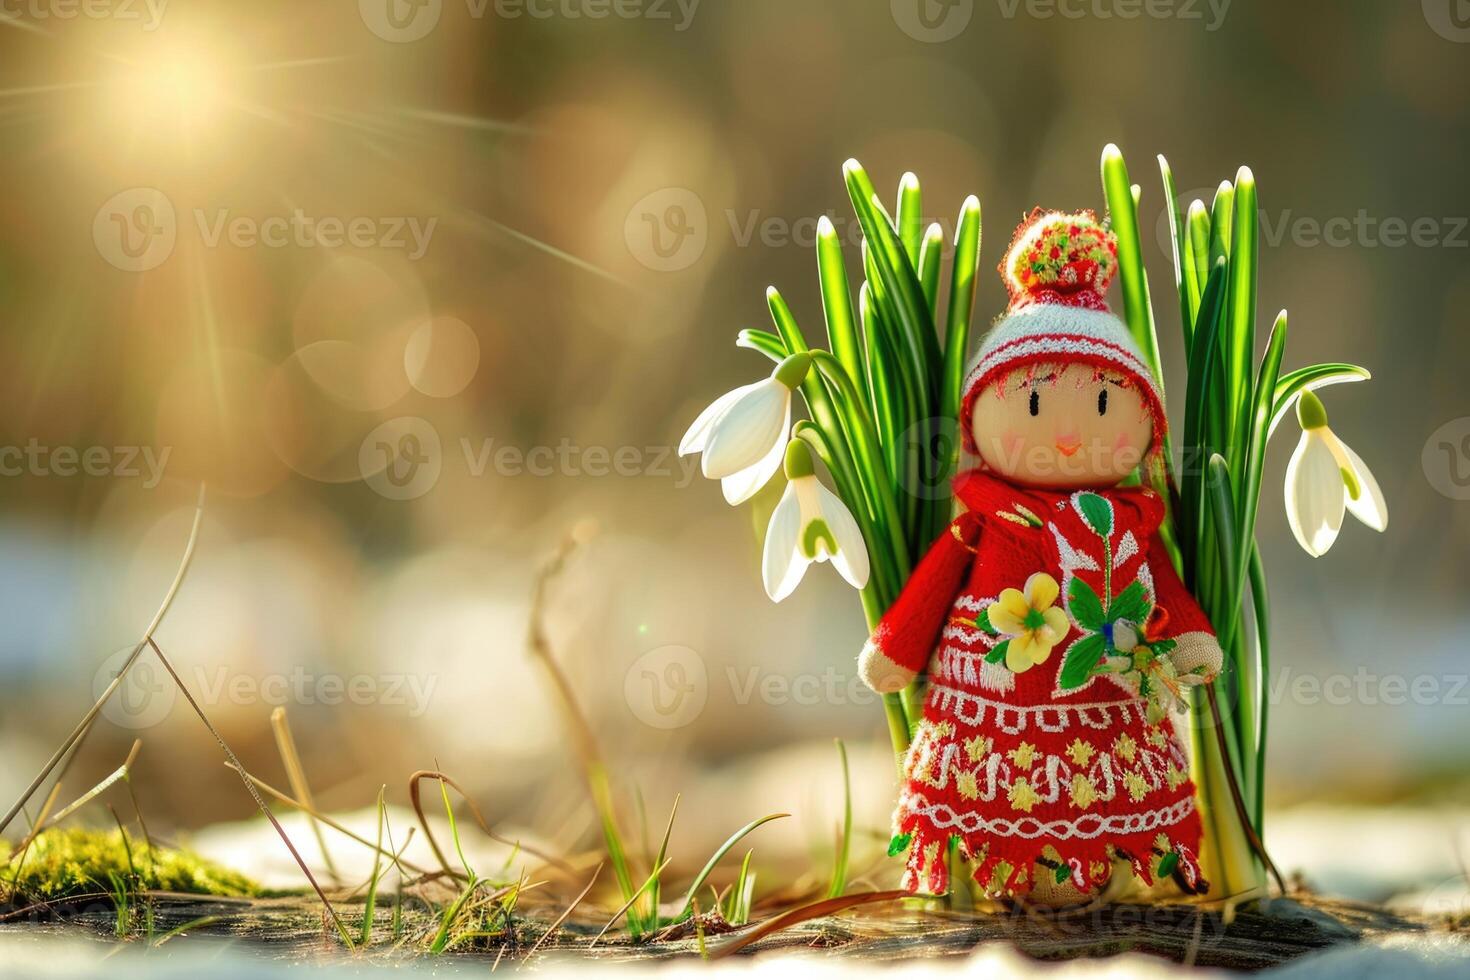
[679,353,810,505]
[1284,390,1387,557]
[762,440,869,602]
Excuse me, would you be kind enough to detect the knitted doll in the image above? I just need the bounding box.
[859,209,1223,903]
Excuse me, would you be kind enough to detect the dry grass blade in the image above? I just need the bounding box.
[525,863,602,961]
[39,740,143,832]
[271,707,338,884]
[0,484,205,838]
[409,770,574,880]
[145,638,356,950]
[227,763,438,881]
[707,890,909,960]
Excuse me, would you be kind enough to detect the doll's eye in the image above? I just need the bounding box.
[1029,390,1040,417]
[1098,389,1109,416]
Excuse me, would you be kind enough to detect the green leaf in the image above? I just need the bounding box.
[985,639,1010,665]
[887,833,912,857]
[1058,634,1107,691]
[975,608,998,635]
[1107,581,1151,625]
[1067,578,1106,631]
[1054,863,1072,885]
[1075,492,1114,540]
[1157,851,1179,879]
[816,219,863,392]
[676,813,787,921]
[1269,364,1371,437]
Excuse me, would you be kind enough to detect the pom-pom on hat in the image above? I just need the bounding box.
[959,208,1168,455]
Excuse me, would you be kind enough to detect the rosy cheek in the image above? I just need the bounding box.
[1112,430,1134,451]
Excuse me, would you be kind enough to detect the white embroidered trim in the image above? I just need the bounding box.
[963,333,1161,407]
[927,683,1148,734]
[903,794,1197,841]
[1113,531,1139,569]
[907,728,1190,805]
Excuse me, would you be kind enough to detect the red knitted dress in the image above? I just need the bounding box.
[872,468,1214,898]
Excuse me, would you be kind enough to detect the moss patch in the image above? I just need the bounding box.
[3,827,258,902]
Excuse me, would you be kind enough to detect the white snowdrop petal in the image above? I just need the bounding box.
[678,386,745,456]
[719,418,787,505]
[817,483,870,590]
[1334,437,1388,532]
[1285,431,1345,557]
[762,482,803,601]
[702,381,787,480]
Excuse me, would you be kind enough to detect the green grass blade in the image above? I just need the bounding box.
[1269,364,1372,436]
[1209,181,1235,266]
[825,739,852,900]
[648,795,679,932]
[1225,168,1259,492]
[1248,544,1271,832]
[361,786,386,945]
[1204,454,1252,800]
[942,195,982,428]
[1187,199,1212,308]
[843,160,941,403]
[817,217,863,389]
[1180,259,1229,569]
[676,813,788,921]
[896,172,924,269]
[1101,145,1165,388]
[1158,155,1194,359]
[861,284,903,487]
[917,223,943,319]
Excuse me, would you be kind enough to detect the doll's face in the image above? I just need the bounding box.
[971,363,1153,489]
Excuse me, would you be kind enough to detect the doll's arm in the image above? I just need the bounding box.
[858,512,983,694]
[1146,536,1224,681]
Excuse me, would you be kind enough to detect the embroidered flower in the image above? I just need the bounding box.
[1113,732,1138,764]
[1007,742,1039,770]
[1065,738,1095,767]
[963,735,990,763]
[1008,778,1040,813]
[1123,770,1148,802]
[987,572,1071,674]
[956,770,979,801]
[1069,774,1098,810]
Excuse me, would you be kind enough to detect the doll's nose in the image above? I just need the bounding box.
[1055,433,1082,457]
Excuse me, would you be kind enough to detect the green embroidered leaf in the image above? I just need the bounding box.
[1150,638,1178,658]
[975,608,999,635]
[1076,492,1114,540]
[985,639,1010,665]
[1157,851,1179,878]
[1054,863,1072,885]
[1107,581,1151,624]
[1058,634,1107,691]
[887,833,912,857]
[1067,578,1106,631]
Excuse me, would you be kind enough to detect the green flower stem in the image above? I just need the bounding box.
[1248,544,1271,830]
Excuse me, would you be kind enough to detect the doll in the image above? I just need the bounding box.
[858,209,1223,903]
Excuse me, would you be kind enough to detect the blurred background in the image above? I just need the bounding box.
[0,0,1467,902]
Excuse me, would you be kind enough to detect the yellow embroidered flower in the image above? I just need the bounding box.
[1007,742,1039,770]
[956,770,980,801]
[1089,860,1110,882]
[987,572,1071,674]
[1069,774,1098,810]
[1154,833,1172,853]
[1113,732,1138,764]
[1165,763,1187,791]
[1146,727,1168,749]
[1123,771,1148,802]
[963,735,990,762]
[1065,738,1095,767]
[1008,778,1040,813]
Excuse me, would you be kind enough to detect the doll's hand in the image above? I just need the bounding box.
[858,637,917,694]
[1168,631,1223,684]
